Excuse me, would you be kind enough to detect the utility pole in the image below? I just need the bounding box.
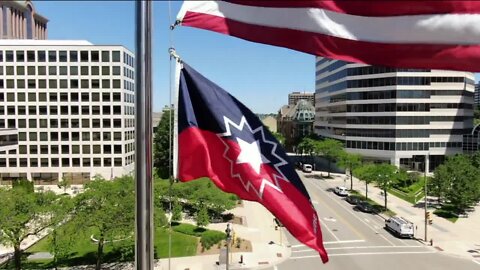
[225,223,232,270]
[424,153,429,242]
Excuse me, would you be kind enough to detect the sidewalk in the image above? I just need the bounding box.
[316,171,480,260]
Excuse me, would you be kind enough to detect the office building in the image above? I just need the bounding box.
[0,39,135,183]
[315,58,474,172]
[288,91,315,106]
[474,83,480,108]
[0,0,48,40]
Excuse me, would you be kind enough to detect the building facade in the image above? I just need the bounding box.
[475,83,480,108]
[0,0,48,40]
[277,100,315,152]
[0,40,135,183]
[288,91,315,106]
[315,58,475,172]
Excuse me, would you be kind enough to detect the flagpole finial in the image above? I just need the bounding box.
[169,47,182,63]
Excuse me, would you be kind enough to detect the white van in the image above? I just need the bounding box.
[385,216,414,238]
[302,164,313,173]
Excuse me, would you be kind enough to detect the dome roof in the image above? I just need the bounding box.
[293,100,315,121]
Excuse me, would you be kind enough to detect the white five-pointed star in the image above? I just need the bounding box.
[236,138,270,174]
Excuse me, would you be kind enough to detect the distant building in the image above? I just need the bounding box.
[0,39,135,184]
[261,115,277,133]
[288,91,314,106]
[277,100,315,151]
[0,0,48,40]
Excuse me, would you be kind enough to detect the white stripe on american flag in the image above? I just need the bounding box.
[178,1,480,45]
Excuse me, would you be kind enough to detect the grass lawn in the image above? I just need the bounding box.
[1,224,198,269]
[389,178,426,205]
[433,204,459,223]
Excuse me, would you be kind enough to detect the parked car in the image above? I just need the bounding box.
[355,201,374,213]
[334,186,349,196]
[346,195,362,205]
[302,164,313,173]
[385,216,415,238]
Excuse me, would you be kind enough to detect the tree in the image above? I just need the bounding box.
[297,137,317,164]
[373,163,398,210]
[57,177,71,193]
[196,204,210,228]
[337,151,362,190]
[47,195,75,270]
[153,109,173,179]
[353,163,377,200]
[172,200,183,222]
[316,138,344,177]
[0,185,58,270]
[271,131,286,146]
[433,155,479,212]
[74,176,135,270]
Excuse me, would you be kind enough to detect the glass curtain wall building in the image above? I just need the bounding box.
[315,58,474,172]
[0,40,135,184]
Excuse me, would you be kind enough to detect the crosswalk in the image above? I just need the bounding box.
[289,240,433,260]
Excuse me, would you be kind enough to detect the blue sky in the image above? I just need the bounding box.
[35,1,314,114]
[35,1,479,113]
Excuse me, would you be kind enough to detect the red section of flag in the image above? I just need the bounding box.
[178,126,329,263]
[227,1,480,16]
[181,11,480,72]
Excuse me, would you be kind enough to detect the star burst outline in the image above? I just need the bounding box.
[217,116,290,200]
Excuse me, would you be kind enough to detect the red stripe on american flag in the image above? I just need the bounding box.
[183,11,480,72]
[227,0,480,17]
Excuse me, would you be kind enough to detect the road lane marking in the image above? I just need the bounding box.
[307,179,396,246]
[291,240,365,248]
[292,245,426,253]
[472,259,480,265]
[304,180,366,240]
[364,218,370,223]
[290,250,436,259]
[320,219,341,242]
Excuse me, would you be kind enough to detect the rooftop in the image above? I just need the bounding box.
[0,40,93,46]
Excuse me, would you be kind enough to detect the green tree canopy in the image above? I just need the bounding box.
[337,151,362,190]
[0,185,58,270]
[73,176,135,270]
[316,138,344,177]
[153,109,173,179]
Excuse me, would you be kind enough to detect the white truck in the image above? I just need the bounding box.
[385,216,415,238]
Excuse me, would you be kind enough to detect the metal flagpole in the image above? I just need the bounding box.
[135,1,154,269]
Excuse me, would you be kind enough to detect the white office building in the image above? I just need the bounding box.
[315,58,474,172]
[0,40,135,184]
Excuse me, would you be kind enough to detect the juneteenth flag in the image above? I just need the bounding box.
[177,1,480,72]
[177,63,329,263]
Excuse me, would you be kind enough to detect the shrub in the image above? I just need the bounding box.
[200,230,226,250]
[172,223,205,237]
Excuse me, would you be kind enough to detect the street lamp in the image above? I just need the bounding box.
[225,223,232,270]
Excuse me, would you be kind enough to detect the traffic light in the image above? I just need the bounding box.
[426,211,433,224]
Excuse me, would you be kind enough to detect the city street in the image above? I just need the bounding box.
[271,175,480,270]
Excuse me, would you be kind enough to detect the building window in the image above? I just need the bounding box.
[59,66,68,75]
[30,145,38,154]
[82,145,90,154]
[70,51,78,62]
[48,51,57,62]
[62,158,70,167]
[102,66,110,75]
[16,51,25,62]
[27,51,35,62]
[17,66,25,75]
[112,51,121,62]
[70,66,78,75]
[37,51,46,62]
[91,51,99,62]
[27,66,35,75]
[80,51,89,62]
[81,66,89,76]
[102,51,110,62]
[59,51,68,62]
